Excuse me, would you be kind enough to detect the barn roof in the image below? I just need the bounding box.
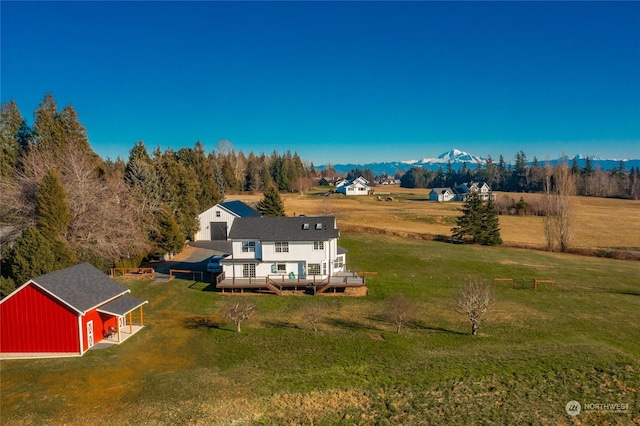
[229,216,339,241]
[97,294,148,316]
[219,200,261,218]
[30,263,129,314]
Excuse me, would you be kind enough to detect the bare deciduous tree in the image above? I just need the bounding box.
[543,159,576,252]
[455,280,496,336]
[300,305,325,332]
[386,292,417,333]
[223,301,256,333]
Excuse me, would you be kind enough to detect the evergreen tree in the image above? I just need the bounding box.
[0,100,26,176]
[35,169,77,267]
[256,185,285,217]
[153,205,185,254]
[452,191,485,244]
[36,169,72,239]
[451,191,502,245]
[3,226,58,285]
[480,194,502,245]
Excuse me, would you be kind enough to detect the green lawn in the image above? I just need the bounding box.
[1,233,639,425]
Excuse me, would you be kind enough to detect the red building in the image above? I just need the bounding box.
[0,263,147,359]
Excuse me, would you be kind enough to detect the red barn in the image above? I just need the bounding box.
[0,263,147,359]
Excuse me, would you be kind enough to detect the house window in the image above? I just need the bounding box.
[322,262,327,275]
[276,263,287,273]
[334,256,344,269]
[243,263,256,278]
[242,241,255,253]
[308,263,321,276]
[275,242,289,253]
[215,211,221,217]
[313,241,324,250]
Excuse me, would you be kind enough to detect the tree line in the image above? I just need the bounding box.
[0,94,314,296]
[399,150,640,200]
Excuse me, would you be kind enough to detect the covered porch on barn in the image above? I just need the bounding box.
[96,295,148,345]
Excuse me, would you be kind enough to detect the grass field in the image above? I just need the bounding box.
[1,233,639,425]
[272,186,640,251]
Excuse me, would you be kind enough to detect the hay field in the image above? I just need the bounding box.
[227,186,640,250]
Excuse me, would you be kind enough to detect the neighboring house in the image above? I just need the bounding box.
[430,182,494,202]
[429,188,456,202]
[195,200,261,241]
[335,176,372,196]
[454,182,493,201]
[0,263,147,359]
[220,216,347,281]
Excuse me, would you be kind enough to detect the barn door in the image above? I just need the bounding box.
[210,222,228,240]
[86,321,94,348]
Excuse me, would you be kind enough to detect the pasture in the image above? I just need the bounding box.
[1,233,639,425]
[276,186,640,251]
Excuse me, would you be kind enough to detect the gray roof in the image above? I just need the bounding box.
[97,294,148,316]
[228,216,339,241]
[219,200,261,218]
[31,263,130,314]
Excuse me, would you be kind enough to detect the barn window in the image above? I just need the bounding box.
[216,211,221,217]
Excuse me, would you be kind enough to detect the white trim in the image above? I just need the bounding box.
[78,315,84,355]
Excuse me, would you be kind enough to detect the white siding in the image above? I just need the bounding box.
[195,205,238,241]
[222,237,344,279]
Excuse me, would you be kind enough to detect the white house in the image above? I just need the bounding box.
[454,182,493,201]
[429,188,456,202]
[429,182,494,202]
[335,176,371,196]
[220,216,346,280]
[195,200,261,241]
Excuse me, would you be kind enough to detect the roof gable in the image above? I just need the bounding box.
[28,263,129,313]
[228,216,339,241]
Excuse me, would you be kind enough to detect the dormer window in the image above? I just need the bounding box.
[315,223,323,230]
[302,223,310,230]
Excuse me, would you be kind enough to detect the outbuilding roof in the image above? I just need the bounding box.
[228,216,339,241]
[97,294,148,316]
[219,200,262,218]
[28,263,129,314]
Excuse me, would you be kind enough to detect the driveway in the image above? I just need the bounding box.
[153,241,231,274]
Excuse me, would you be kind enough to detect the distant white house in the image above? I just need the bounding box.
[195,200,261,241]
[429,182,494,202]
[429,188,456,202]
[335,176,372,196]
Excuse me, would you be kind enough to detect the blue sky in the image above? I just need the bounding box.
[2,1,639,165]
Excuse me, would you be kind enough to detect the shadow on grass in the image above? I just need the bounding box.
[261,320,301,329]
[608,289,640,296]
[366,314,465,335]
[184,316,224,330]
[326,317,382,331]
[408,320,467,335]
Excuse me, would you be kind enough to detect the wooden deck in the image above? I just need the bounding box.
[216,272,367,295]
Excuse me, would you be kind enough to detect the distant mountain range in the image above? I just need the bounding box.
[320,149,640,175]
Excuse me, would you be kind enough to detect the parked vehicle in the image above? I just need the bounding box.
[206,255,228,273]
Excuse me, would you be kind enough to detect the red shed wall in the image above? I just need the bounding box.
[81,309,117,351]
[0,284,79,353]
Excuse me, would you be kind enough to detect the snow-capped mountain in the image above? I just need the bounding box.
[319,149,638,175]
[416,149,486,165]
